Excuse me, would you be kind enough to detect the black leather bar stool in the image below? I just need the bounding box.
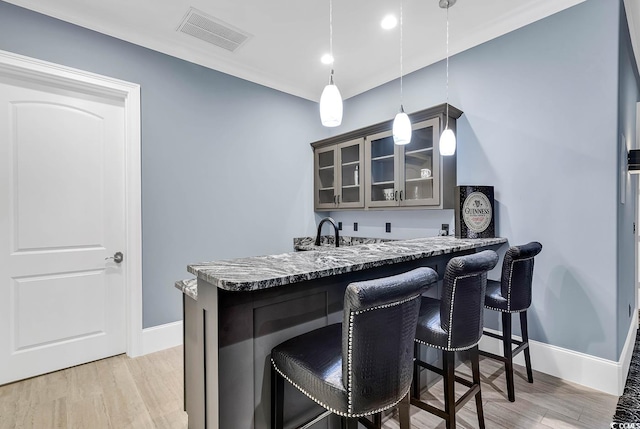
[480,241,543,402]
[411,250,499,429]
[271,267,438,429]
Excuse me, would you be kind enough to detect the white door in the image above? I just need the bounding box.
[0,73,127,385]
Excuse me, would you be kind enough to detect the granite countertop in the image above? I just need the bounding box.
[186,236,507,293]
[293,235,396,251]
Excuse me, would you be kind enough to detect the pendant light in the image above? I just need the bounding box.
[392,0,411,145]
[319,0,343,127]
[439,0,456,156]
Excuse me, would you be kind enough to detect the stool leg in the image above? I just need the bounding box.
[398,392,411,429]
[271,365,284,429]
[520,311,534,383]
[373,412,382,429]
[342,417,358,429]
[502,312,515,402]
[412,342,420,399]
[470,346,485,429]
[443,350,456,429]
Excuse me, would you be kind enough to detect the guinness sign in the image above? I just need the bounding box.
[455,186,495,238]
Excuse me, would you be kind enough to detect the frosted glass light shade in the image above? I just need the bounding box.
[320,84,343,127]
[440,128,456,156]
[393,111,412,145]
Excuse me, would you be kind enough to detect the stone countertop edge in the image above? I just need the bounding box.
[175,278,198,300]
[186,236,507,293]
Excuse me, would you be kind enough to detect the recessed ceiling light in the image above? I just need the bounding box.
[381,14,398,30]
[321,54,334,65]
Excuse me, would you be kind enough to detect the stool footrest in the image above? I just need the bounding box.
[414,359,475,389]
[478,341,529,362]
[455,384,480,412]
[482,330,504,340]
[299,410,332,429]
[410,397,448,419]
[479,349,507,362]
[512,342,529,357]
[482,330,525,346]
[358,414,382,429]
[410,384,480,418]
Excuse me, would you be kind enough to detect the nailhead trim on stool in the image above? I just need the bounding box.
[346,295,420,414]
[271,359,410,418]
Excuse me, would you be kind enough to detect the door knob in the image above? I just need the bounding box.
[105,251,124,264]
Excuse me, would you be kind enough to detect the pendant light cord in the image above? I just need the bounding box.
[400,0,404,110]
[445,4,449,129]
[329,0,334,83]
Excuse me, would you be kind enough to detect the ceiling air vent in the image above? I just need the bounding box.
[177,8,251,53]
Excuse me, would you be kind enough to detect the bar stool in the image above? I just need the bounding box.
[270,267,438,429]
[411,250,499,429]
[480,241,543,402]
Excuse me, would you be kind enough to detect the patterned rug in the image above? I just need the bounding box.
[613,327,640,426]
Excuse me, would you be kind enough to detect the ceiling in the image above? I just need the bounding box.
[6,0,636,102]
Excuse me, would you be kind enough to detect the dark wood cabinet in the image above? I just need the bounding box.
[312,103,461,211]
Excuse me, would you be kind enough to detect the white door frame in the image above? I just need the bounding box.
[0,49,144,357]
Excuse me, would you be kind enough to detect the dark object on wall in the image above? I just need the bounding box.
[628,149,640,173]
[455,186,495,238]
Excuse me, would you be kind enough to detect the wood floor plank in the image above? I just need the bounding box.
[67,394,110,429]
[0,380,21,429]
[125,352,184,425]
[6,375,58,428]
[540,409,594,429]
[68,358,103,402]
[9,397,67,429]
[151,408,189,429]
[93,355,155,429]
[33,367,71,404]
[578,394,621,429]
[483,400,546,425]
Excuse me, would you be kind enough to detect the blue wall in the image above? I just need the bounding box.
[331,0,626,360]
[0,0,636,361]
[617,3,640,357]
[0,1,327,328]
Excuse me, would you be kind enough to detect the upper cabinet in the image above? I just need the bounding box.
[312,104,461,211]
[314,138,365,210]
[366,118,441,208]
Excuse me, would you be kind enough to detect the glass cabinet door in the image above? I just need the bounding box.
[401,118,440,206]
[337,139,364,208]
[365,130,398,207]
[315,146,336,209]
[314,138,364,210]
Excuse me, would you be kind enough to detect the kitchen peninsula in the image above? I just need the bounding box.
[178,236,507,429]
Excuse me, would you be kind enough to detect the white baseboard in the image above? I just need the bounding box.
[139,320,183,356]
[479,310,638,396]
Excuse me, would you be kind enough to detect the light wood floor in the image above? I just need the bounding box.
[0,346,617,428]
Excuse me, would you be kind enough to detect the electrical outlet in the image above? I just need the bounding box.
[338,222,342,231]
[385,222,391,233]
[353,222,358,231]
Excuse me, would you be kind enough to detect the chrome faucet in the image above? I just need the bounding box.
[315,217,340,247]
